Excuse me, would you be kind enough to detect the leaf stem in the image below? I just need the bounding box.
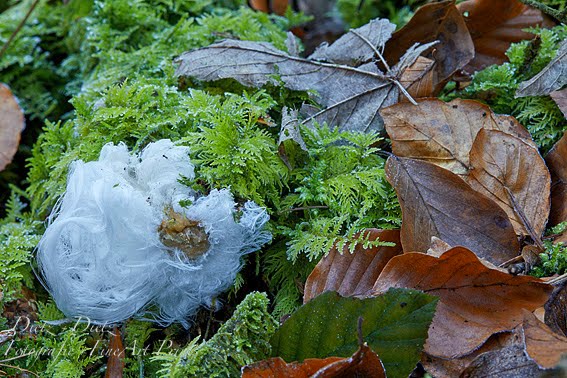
[518,0,567,24]
[0,0,41,62]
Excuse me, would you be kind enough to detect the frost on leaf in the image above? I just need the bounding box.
[175,18,437,133]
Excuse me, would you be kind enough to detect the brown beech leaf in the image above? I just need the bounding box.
[466,129,550,237]
[398,56,435,102]
[551,89,567,118]
[459,329,548,378]
[522,309,567,369]
[242,344,385,378]
[372,247,553,358]
[457,0,554,76]
[303,229,401,303]
[546,131,567,226]
[384,0,474,94]
[105,328,124,378]
[381,98,534,176]
[242,356,343,378]
[0,83,25,172]
[385,156,519,265]
[422,331,519,378]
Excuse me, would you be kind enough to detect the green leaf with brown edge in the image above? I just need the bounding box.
[270,289,438,378]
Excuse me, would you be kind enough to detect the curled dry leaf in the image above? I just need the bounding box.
[381,98,534,176]
[242,356,343,378]
[551,89,567,118]
[459,330,548,378]
[457,0,554,76]
[516,39,567,97]
[467,129,550,237]
[422,331,521,378]
[279,107,307,151]
[545,131,567,226]
[383,0,474,94]
[175,18,432,133]
[372,247,553,358]
[522,309,567,369]
[398,56,435,102]
[0,83,25,172]
[385,156,519,265]
[303,229,402,303]
[243,343,385,378]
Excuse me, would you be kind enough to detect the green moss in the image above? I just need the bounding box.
[454,25,567,152]
[153,292,278,377]
[337,0,425,28]
[0,192,41,303]
[532,222,567,278]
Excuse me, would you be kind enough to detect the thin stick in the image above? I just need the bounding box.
[0,0,41,61]
[518,0,567,24]
[350,29,418,105]
[504,187,545,251]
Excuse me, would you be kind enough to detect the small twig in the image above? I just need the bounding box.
[350,29,418,105]
[350,29,390,71]
[547,273,567,286]
[0,0,41,61]
[518,0,567,24]
[498,255,524,268]
[357,317,364,347]
[504,187,545,251]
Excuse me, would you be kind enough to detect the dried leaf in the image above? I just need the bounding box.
[242,356,343,378]
[271,289,438,378]
[105,328,124,378]
[385,156,519,265]
[303,229,402,302]
[175,20,433,133]
[422,331,519,378]
[398,56,435,101]
[308,18,396,66]
[426,236,452,257]
[310,343,385,378]
[457,0,554,76]
[372,247,553,358]
[248,0,288,15]
[517,39,567,97]
[384,0,474,94]
[522,309,567,369]
[244,343,385,378]
[466,129,550,237]
[381,98,534,176]
[279,107,307,151]
[285,32,301,57]
[545,282,567,337]
[459,330,546,378]
[546,131,567,226]
[551,89,567,118]
[0,83,24,172]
